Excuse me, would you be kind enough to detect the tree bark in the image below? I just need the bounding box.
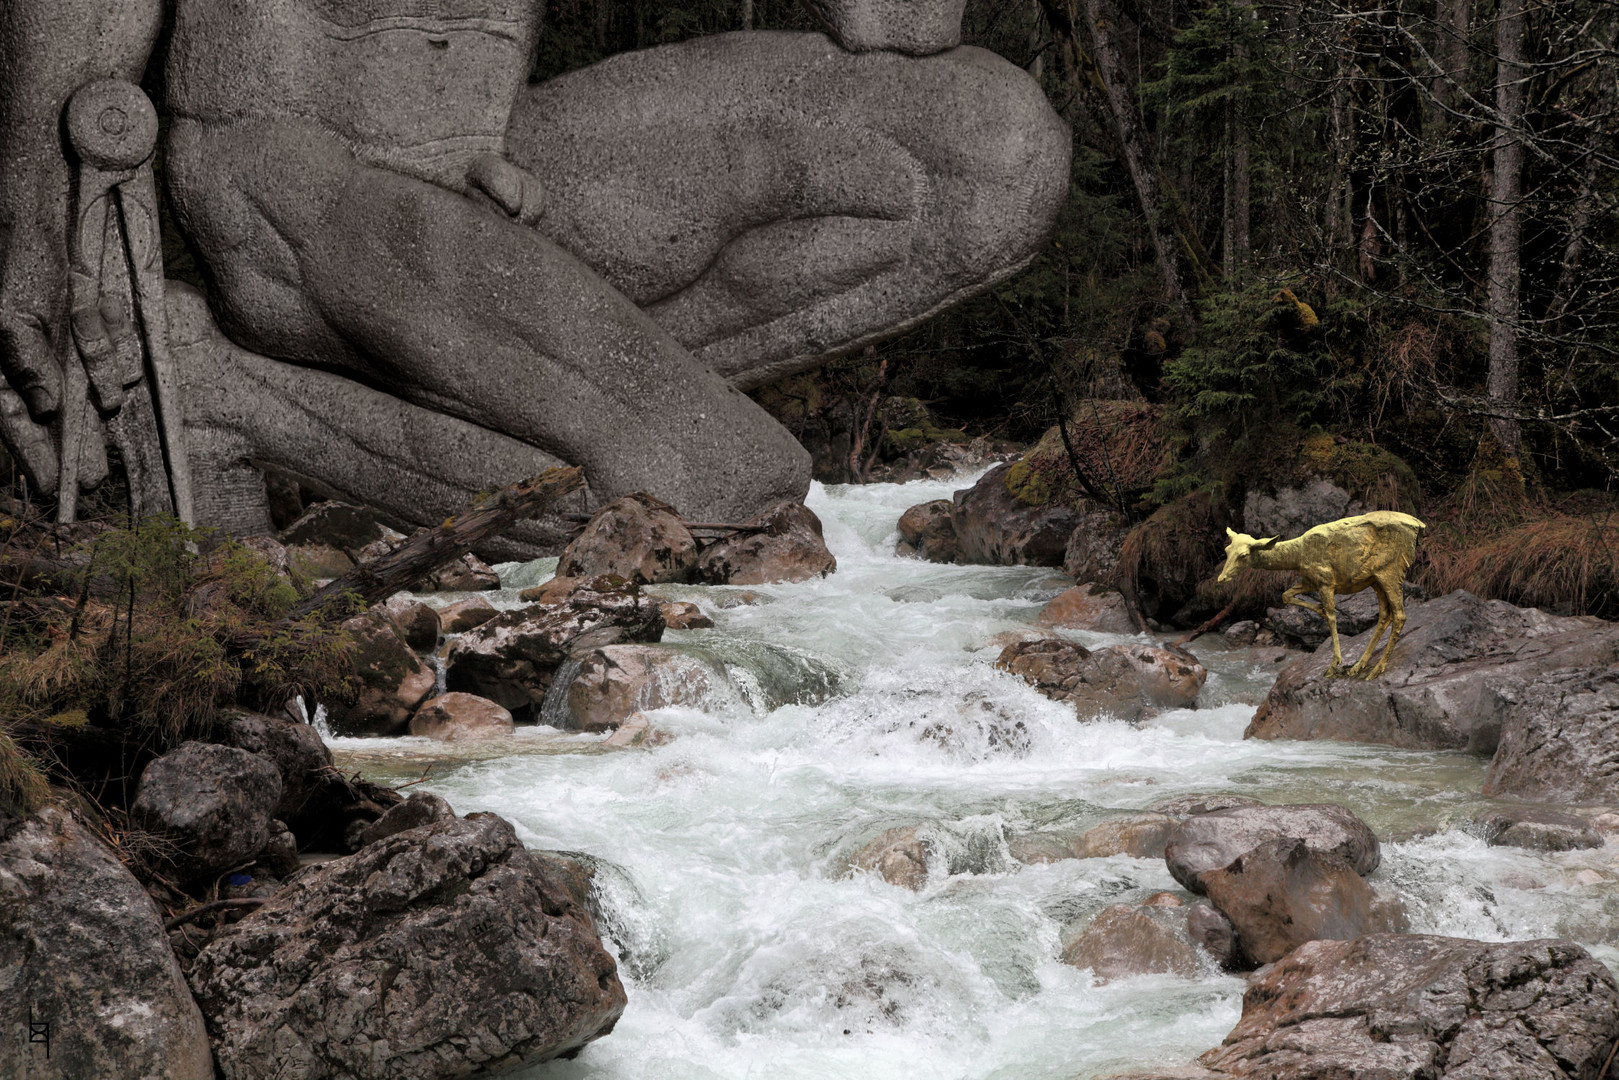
[1486,0,1525,455]
[290,466,584,619]
[1079,0,1198,325]
[1223,45,1250,284]
[1434,0,1472,113]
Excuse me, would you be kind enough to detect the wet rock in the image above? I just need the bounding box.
[1198,838,1400,967]
[0,807,214,1080]
[849,826,931,891]
[1475,808,1603,851]
[1195,935,1619,1079]
[996,638,1206,722]
[602,712,673,748]
[1062,502,1130,583]
[1185,901,1237,969]
[1071,812,1179,858]
[895,499,960,563]
[1063,900,1205,981]
[558,493,699,585]
[1037,584,1137,634]
[217,711,333,821]
[445,577,664,721]
[190,811,626,1079]
[697,500,837,585]
[1219,620,1259,646]
[1146,794,1264,818]
[409,693,515,741]
[258,819,301,877]
[1163,803,1380,894]
[358,791,457,847]
[132,742,283,881]
[285,542,354,579]
[1250,591,1617,752]
[419,552,500,592]
[439,595,499,634]
[951,463,1080,566]
[279,500,386,550]
[326,612,437,735]
[1262,583,1426,650]
[379,596,442,651]
[1483,664,1619,805]
[660,600,714,629]
[565,644,726,733]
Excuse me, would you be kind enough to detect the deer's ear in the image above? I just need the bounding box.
[1225,527,1238,539]
[1257,536,1281,549]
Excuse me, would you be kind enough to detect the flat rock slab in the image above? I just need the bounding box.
[1475,807,1604,851]
[0,808,213,1080]
[1197,935,1619,1079]
[1483,664,1619,804]
[1249,590,1616,752]
[190,811,626,1080]
[1164,803,1379,894]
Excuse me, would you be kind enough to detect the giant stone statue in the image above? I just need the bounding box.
[0,0,1069,556]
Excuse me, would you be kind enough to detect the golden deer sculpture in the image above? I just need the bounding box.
[1218,510,1426,679]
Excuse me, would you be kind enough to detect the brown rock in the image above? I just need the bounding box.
[0,807,214,1080]
[849,826,931,891]
[1164,803,1380,894]
[444,578,664,721]
[1062,502,1130,583]
[420,552,501,592]
[358,791,456,847]
[1484,665,1619,805]
[951,463,1081,566]
[1198,838,1397,967]
[1185,901,1237,969]
[189,811,626,1079]
[439,595,499,634]
[1249,590,1616,752]
[378,596,442,651]
[559,493,699,585]
[1063,901,1205,981]
[1146,794,1264,817]
[1196,935,1619,1079]
[660,600,714,629]
[285,542,354,580]
[409,693,515,741]
[564,644,725,732]
[326,613,437,735]
[1071,812,1179,858]
[1475,808,1604,851]
[1037,584,1138,634]
[996,638,1206,721]
[697,501,837,585]
[895,499,960,563]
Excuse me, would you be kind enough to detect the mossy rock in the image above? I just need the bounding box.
[1004,401,1172,509]
[1295,433,1421,511]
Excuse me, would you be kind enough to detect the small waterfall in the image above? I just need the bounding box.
[538,655,586,729]
[294,694,333,740]
[428,652,447,697]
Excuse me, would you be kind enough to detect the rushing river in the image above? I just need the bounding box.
[330,475,1619,1080]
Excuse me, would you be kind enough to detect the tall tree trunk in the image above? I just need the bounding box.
[1224,37,1251,283]
[1434,0,1472,114]
[1328,39,1357,262]
[1079,0,1198,325]
[1486,0,1525,455]
[1543,21,1618,333]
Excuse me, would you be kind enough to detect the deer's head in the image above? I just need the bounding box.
[1218,527,1280,583]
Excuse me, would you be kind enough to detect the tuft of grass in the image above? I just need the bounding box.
[1421,512,1619,618]
[1113,489,1227,611]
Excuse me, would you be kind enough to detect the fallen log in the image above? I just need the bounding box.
[291,467,584,619]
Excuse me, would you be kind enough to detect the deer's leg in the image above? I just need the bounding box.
[1346,582,1392,677]
[1365,576,1408,679]
[1281,581,1324,616]
[1320,588,1347,676]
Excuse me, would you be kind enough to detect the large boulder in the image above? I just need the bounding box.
[1069,812,1180,859]
[1474,807,1604,851]
[996,638,1206,721]
[1163,803,1380,894]
[420,552,501,592]
[696,500,837,585]
[558,492,699,584]
[279,500,386,550]
[325,612,438,736]
[1197,838,1402,967]
[1261,583,1423,650]
[1483,664,1619,804]
[895,499,960,563]
[1248,591,1617,752]
[1063,896,1207,981]
[0,807,214,1080]
[564,644,728,732]
[439,595,499,634]
[848,826,931,891]
[217,711,333,821]
[131,742,283,881]
[1037,584,1137,634]
[408,693,515,741]
[379,596,442,652]
[951,463,1080,566]
[445,577,664,721]
[189,811,626,1080]
[1195,935,1619,1079]
[1062,502,1130,584]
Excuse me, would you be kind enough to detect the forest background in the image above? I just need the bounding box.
[523,0,1619,619]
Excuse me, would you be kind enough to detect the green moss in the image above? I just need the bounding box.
[1296,433,1422,510]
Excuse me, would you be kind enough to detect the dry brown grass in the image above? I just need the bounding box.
[1113,490,1226,608]
[1419,512,1619,618]
[1007,400,1174,508]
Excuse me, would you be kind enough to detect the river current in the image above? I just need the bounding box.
[330,474,1619,1080]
